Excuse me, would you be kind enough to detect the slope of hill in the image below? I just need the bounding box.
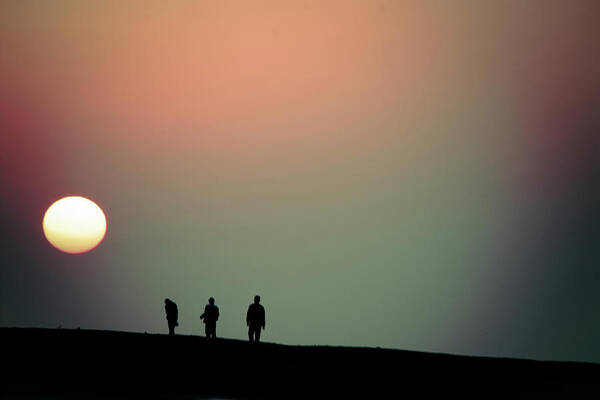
[2,327,598,398]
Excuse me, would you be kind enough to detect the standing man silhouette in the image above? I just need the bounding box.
[247,295,265,342]
[200,297,220,338]
[164,298,178,336]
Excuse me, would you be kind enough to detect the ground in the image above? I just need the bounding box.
[2,328,599,398]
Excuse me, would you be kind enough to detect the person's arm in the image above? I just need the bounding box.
[246,306,251,326]
[261,307,266,329]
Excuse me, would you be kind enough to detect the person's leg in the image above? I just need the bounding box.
[248,327,254,342]
[168,322,175,336]
[255,328,261,342]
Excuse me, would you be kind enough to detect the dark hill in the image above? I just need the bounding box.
[2,327,599,398]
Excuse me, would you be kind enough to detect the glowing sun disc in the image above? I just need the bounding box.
[43,196,107,254]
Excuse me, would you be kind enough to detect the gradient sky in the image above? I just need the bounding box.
[1,1,599,362]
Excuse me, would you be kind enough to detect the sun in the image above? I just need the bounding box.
[42,196,107,254]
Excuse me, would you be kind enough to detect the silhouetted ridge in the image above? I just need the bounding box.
[2,328,599,398]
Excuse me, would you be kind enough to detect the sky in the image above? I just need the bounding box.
[1,0,599,362]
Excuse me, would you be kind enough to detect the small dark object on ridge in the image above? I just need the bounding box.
[164,298,179,336]
[200,297,220,339]
[246,295,266,342]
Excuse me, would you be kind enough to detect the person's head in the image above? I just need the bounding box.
[164,298,170,304]
[209,297,215,305]
[254,295,260,304]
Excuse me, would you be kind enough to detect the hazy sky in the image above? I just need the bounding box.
[1,1,599,362]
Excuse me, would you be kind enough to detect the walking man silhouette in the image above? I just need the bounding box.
[164,298,178,336]
[246,295,265,342]
[200,297,220,338]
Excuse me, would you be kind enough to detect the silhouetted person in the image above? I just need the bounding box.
[247,295,265,342]
[164,298,178,336]
[200,297,220,338]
